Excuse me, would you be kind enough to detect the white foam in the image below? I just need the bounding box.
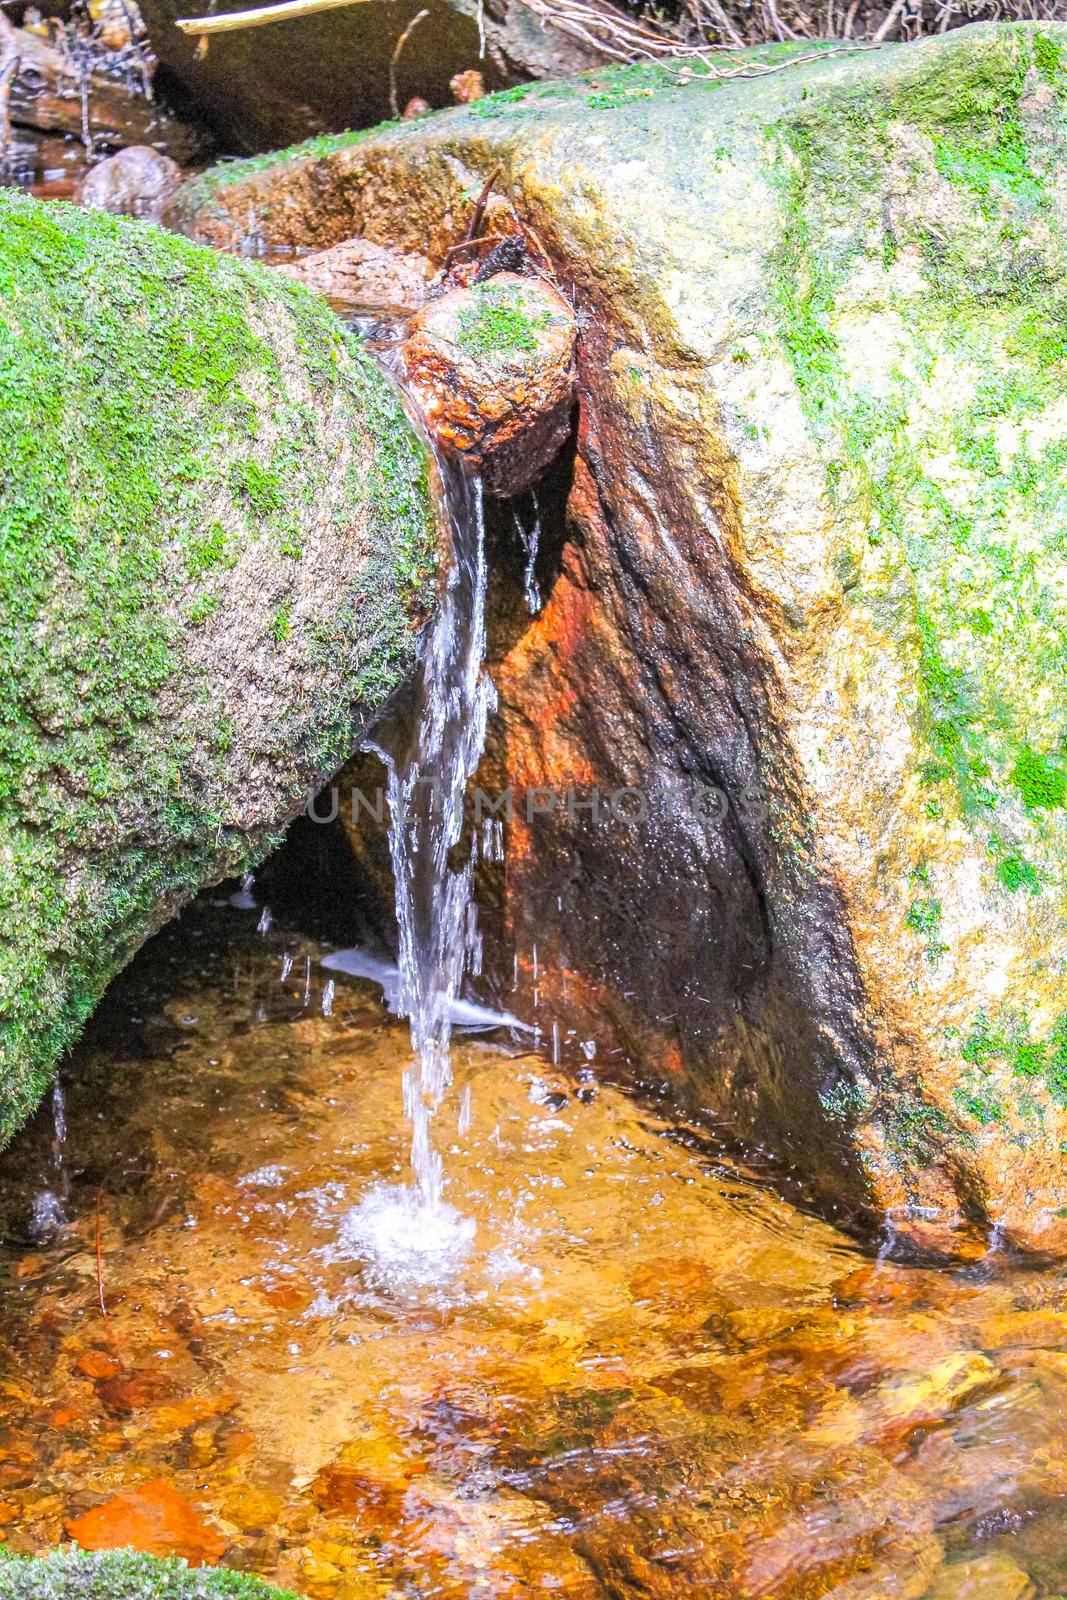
[337,1183,475,1291]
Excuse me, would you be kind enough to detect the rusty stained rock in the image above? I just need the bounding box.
[176,26,1067,1249]
[401,271,577,497]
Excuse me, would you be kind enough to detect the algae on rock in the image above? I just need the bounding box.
[0,1549,298,1600]
[0,191,435,1145]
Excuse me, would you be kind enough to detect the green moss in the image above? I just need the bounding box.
[187,593,221,626]
[958,1006,1067,1108]
[904,894,949,960]
[884,1093,960,1163]
[1011,745,1066,809]
[186,520,238,578]
[1033,28,1065,83]
[769,23,1067,894]
[933,115,1042,206]
[455,281,553,358]
[230,456,286,519]
[271,600,293,641]
[0,1548,298,1600]
[992,846,1042,892]
[0,190,435,1144]
[954,1076,1005,1124]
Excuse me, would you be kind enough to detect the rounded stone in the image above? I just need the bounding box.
[401,272,577,498]
[76,145,182,220]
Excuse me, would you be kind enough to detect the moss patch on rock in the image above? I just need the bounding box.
[0,190,435,1145]
[0,1549,298,1600]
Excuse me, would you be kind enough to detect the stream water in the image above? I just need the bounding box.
[2,303,1067,1600]
[2,894,1067,1599]
[346,459,494,1285]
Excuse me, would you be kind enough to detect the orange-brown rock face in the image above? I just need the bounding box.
[401,273,577,497]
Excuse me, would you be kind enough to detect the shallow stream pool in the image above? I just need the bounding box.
[1,890,1067,1599]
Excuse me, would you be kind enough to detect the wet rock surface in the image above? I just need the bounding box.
[4,18,201,159]
[402,272,577,496]
[175,25,1067,1247]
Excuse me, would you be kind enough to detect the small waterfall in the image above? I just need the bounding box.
[512,491,542,615]
[346,458,496,1282]
[29,1078,69,1240]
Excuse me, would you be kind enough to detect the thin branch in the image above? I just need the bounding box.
[388,5,428,120]
[443,230,496,263]
[176,0,373,37]
[872,0,908,39]
[465,161,502,247]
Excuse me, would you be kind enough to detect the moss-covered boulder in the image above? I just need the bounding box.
[0,1549,298,1599]
[0,191,435,1146]
[176,24,1067,1247]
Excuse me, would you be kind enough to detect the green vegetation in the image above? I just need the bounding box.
[884,1093,960,1163]
[179,117,406,200]
[1011,745,1066,809]
[954,1076,1005,1124]
[0,190,434,1144]
[272,600,293,641]
[768,26,1067,970]
[953,1007,1067,1119]
[904,895,949,960]
[989,835,1042,893]
[0,1549,298,1600]
[455,282,553,359]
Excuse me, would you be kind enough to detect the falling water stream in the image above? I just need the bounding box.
[345,456,495,1282]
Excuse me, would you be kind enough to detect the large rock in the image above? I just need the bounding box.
[174,26,1067,1247]
[0,190,435,1145]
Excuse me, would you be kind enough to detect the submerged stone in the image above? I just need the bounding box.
[176,24,1067,1246]
[64,1481,226,1565]
[0,191,436,1148]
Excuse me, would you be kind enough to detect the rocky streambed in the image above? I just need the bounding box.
[2,867,1067,1600]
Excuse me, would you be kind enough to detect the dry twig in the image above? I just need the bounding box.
[388,5,428,119]
[176,0,373,35]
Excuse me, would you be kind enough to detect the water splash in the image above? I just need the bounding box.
[355,462,495,1269]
